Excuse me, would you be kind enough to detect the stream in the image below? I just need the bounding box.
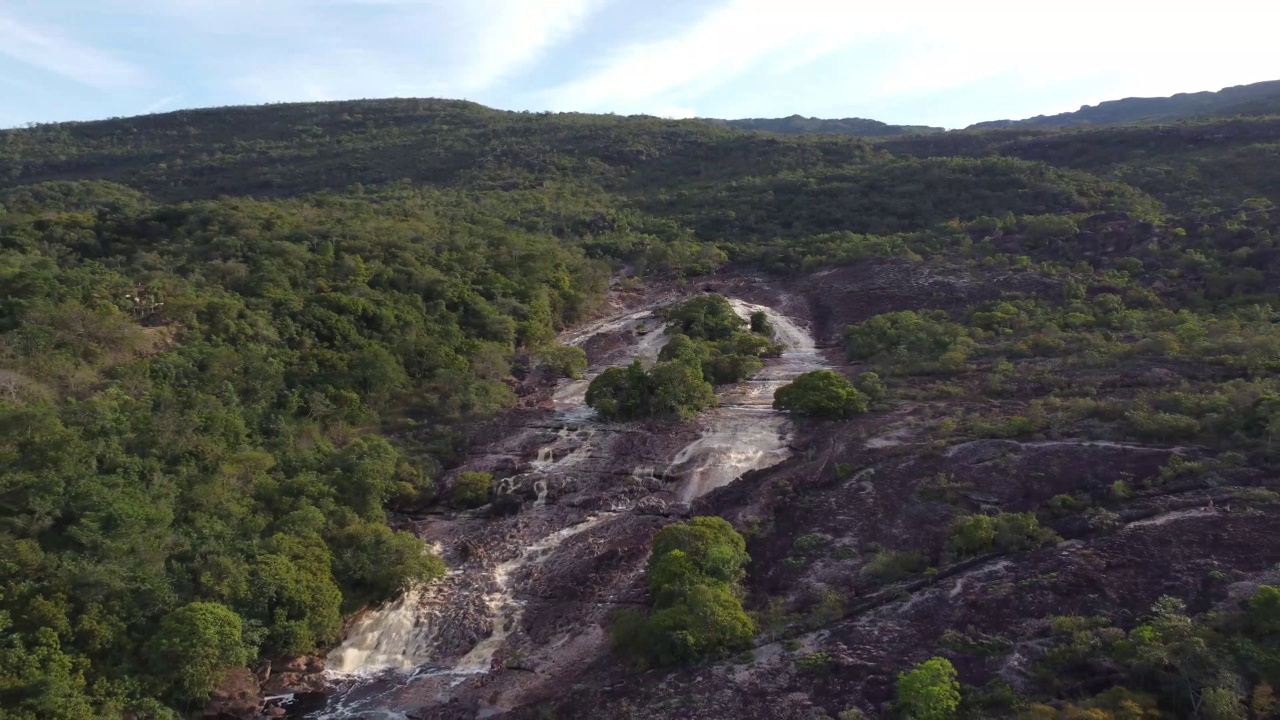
[300,292,828,718]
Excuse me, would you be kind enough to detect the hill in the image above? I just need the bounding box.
[970,78,1280,129]
[2,96,1280,719]
[710,114,944,137]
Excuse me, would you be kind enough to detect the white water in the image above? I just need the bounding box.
[327,586,443,675]
[672,300,828,502]
[454,514,610,672]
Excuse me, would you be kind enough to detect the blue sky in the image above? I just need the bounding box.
[3,0,1278,129]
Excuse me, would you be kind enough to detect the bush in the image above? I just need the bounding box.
[616,516,755,666]
[947,512,1056,558]
[773,370,870,418]
[452,471,493,508]
[947,515,995,557]
[897,656,961,720]
[586,358,716,421]
[536,344,588,379]
[664,295,745,341]
[845,310,963,362]
[856,371,886,400]
[862,550,928,583]
[750,310,775,337]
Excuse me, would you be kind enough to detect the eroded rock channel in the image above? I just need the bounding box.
[300,284,828,718]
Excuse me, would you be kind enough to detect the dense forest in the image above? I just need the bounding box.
[2,91,1280,718]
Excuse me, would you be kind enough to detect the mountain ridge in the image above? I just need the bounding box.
[968,78,1280,129]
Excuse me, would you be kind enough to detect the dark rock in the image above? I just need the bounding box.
[634,497,668,516]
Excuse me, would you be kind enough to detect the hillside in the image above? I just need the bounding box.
[2,98,1280,720]
[709,114,944,137]
[970,79,1280,129]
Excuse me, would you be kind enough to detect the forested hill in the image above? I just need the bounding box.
[3,94,1280,718]
[970,78,1280,129]
[708,114,944,137]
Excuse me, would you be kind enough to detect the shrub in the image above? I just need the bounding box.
[855,371,886,400]
[793,533,831,556]
[896,656,961,720]
[796,652,832,676]
[750,310,775,337]
[452,471,493,508]
[773,370,870,418]
[947,515,995,557]
[947,512,1055,558]
[535,344,588,379]
[861,550,928,583]
[845,310,962,362]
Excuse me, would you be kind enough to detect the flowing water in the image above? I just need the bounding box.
[305,291,827,717]
[672,299,828,501]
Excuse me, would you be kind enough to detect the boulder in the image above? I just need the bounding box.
[203,667,263,720]
[263,654,327,696]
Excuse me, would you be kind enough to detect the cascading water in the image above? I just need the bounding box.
[306,290,829,718]
[670,300,828,502]
[326,586,441,675]
[453,514,610,673]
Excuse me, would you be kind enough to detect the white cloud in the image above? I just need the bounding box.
[140,92,185,115]
[540,0,1280,121]
[540,0,896,112]
[131,0,606,103]
[0,13,147,89]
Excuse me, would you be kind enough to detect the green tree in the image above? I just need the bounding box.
[536,344,588,379]
[896,657,961,720]
[773,370,870,418]
[147,603,251,707]
[451,471,494,509]
[665,295,745,341]
[329,523,446,609]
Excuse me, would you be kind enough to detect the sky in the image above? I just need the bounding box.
[2,0,1279,130]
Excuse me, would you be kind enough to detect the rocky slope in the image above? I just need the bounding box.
[273,260,1280,720]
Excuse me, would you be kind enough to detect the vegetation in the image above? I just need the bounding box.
[611,517,754,666]
[945,512,1058,559]
[586,295,780,420]
[773,370,871,418]
[1029,590,1280,719]
[896,656,962,720]
[451,471,495,509]
[1,89,1279,715]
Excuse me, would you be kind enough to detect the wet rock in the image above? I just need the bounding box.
[263,655,327,696]
[202,668,262,720]
[634,497,668,516]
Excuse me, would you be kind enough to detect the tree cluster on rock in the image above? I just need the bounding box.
[610,516,755,666]
[586,295,781,421]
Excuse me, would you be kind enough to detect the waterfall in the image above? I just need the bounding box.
[326,586,441,675]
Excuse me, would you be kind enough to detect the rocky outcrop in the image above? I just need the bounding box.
[202,668,263,720]
[262,654,327,696]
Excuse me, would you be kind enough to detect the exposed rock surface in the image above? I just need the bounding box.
[203,668,263,720]
[302,266,1280,719]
